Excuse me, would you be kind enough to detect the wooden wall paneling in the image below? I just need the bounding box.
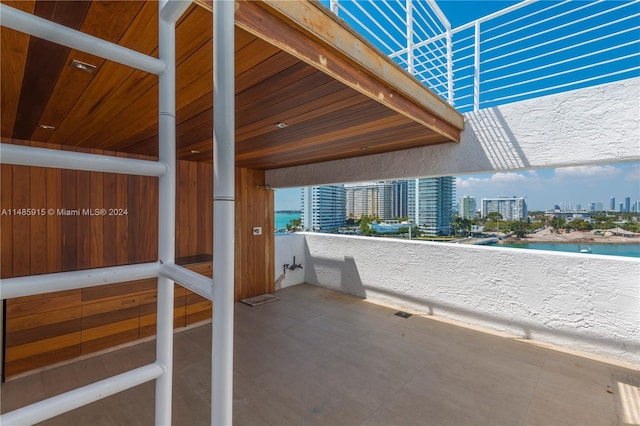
[183,263,212,325]
[234,168,275,301]
[80,278,155,355]
[76,170,92,270]
[0,1,34,139]
[177,160,190,258]
[12,164,30,277]
[115,153,129,265]
[61,168,77,272]
[188,161,198,255]
[196,162,209,254]
[46,145,62,273]
[1,164,13,278]
[29,153,47,275]
[103,171,117,267]
[4,290,82,377]
[138,173,157,263]
[90,150,104,269]
[127,160,140,264]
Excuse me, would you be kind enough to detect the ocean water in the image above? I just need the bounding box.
[275,212,301,231]
[500,243,640,258]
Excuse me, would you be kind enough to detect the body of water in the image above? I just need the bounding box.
[275,212,301,231]
[500,243,640,258]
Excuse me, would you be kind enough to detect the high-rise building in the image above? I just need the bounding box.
[345,181,391,220]
[391,180,408,219]
[594,202,604,211]
[345,180,408,220]
[625,197,631,212]
[459,195,477,220]
[301,185,346,232]
[408,177,455,236]
[619,202,624,212]
[610,197,616,211]
[481,197,527,220]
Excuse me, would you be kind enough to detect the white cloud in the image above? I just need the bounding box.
[553,165,622,180]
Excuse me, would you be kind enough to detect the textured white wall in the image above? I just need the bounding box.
[298,233,640,366]
[266,78,640,187]
[274,234,307,288]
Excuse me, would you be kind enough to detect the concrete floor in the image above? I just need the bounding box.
[2,284,639,425]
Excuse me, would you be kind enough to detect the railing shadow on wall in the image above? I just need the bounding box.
[465,107,531,171]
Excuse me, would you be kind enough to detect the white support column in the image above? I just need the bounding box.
[473,21,481,111]
[156,3,177,424]
[212,1,235,425]
[406,0,414,75]
[446,27,454,105]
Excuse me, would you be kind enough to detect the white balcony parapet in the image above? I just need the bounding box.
[279,232,640,367]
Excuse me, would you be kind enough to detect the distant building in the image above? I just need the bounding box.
[408,177,455,236]
[344,180,407,220]
[619,202,624,212]
[625,197,631,212]
[481,197,527,220]
[459,195,477,220]
[391,180,408,219]
[301,185,346,232]
[610,197,616,211]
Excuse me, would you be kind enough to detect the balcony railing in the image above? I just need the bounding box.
[323,0,640,112]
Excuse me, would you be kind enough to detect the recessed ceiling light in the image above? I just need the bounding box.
[360,146,368,150]
[274,122,288,129]
[190,149,200,154]
[39,124,55,130]
[70,59,96,73]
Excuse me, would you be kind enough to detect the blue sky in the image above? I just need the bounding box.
[275,1,639,212]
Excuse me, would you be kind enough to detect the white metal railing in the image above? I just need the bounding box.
[0,1,226,425]
[325,0,454,104]
[323,0,640,112]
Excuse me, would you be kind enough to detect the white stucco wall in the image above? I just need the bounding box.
[295,233,640,366]
[266,77,640,187]
[274,234,307,288]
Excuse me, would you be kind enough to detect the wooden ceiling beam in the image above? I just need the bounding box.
[229,0,463,142]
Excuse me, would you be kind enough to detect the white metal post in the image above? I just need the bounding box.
[212,0,235,424]
[406,0,414,75]
[156,2,177,424]
[473,21,481,111]
[330,0,339,16]
[446,27,454,105]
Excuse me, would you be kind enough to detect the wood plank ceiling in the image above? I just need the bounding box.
[1,0,464,169]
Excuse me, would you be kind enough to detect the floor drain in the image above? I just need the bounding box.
[394,311,412,318]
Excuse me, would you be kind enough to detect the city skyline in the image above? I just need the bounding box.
[275,162,640,212]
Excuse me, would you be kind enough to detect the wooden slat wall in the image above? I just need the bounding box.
[1,141,275,377]
[235,168,275,301]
